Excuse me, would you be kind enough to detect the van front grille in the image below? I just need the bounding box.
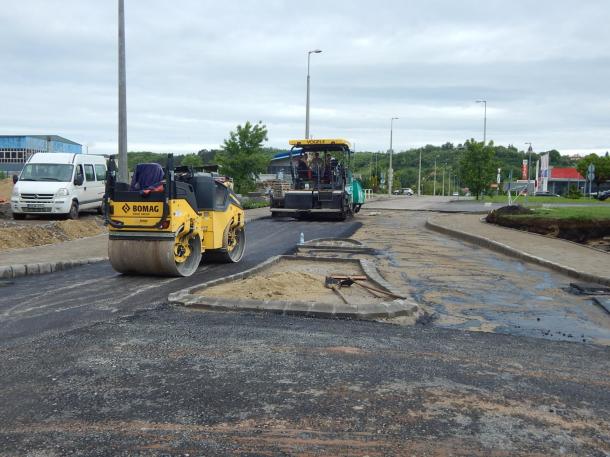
[20,193,54,201]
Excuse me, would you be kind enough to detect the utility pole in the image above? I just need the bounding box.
[442,164,446,196]
[388,117,398,196]
[417,149,422,196]
[117,0,128,183]
[433,159,437,196]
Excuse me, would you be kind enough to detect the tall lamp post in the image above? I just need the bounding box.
[417,148,422,196]
[305,49,322,139]
[117,0,128,183]
[433,158,437,196]
[525,142,533,205]
[388,117,399,196]
[475,99,487,145]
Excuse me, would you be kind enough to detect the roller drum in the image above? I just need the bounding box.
[108,236,202,277]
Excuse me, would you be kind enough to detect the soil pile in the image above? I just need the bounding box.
[0,178,14,202]
[203,271,332,301]
[0,219,106,251]
[486,205,610,243]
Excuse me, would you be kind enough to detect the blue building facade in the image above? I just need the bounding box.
[0,135,82,172]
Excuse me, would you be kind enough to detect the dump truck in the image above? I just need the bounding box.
[103,155,246,276]
[270,138,365,220]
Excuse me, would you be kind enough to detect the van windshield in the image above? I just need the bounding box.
[20,164,74,182]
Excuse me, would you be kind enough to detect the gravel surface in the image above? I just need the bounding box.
[0,308,608,456]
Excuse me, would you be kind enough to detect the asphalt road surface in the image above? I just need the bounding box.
[0,217,361,346]
[1,309,608,456]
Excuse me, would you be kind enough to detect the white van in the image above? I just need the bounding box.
[11,152,107,220]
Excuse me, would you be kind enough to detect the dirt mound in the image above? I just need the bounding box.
[488,212,610,243]
[0,178,14,202]
[203,271,331,301]
[0,219,106,251]
[486,205,531,223]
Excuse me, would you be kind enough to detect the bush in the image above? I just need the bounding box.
[567,185,582,199]
[241,199,269,210]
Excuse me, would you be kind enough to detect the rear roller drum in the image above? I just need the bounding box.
[204,225,246,263]
[108,235,202,277]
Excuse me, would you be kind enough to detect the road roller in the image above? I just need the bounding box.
[103,155,246,276]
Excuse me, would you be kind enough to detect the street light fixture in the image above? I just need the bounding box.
[305,49,322,139]
[475,99,487,145]
[388,117,399,196]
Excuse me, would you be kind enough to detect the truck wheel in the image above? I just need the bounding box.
[68,202,79,220]
[12,213,26,220]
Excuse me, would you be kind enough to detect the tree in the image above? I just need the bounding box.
[459,139,496,199]
[181,153,203,168]
[216,121,270,194]
[576,154,610,190]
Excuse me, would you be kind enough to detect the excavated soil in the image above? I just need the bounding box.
[0,178,13,202]
[0,219,106,251]
[486,208,610,243]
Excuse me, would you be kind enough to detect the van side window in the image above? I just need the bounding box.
[84,164,95,182]
[75,165,84,181]
[94,164,106,182]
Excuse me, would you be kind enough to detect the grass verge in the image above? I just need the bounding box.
[509,206,610,221]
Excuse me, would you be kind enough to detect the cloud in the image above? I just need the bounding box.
[0,0,609,155]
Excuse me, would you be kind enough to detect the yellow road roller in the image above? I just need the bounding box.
[103,155,246,276]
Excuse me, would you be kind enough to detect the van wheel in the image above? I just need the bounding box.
[12,213,26,220]
[68,202,79,220]
[97,205,104,215]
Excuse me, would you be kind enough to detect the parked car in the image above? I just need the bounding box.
[597,190,610,201]
[402,188,414,196]
[452,192,459,197]
[534,192,561,197]
[11,152,107,220]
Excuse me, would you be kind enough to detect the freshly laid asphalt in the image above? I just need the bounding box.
[0,217,361,345]
[0,309,608,456]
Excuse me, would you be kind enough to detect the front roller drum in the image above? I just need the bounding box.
[108,235,202,277]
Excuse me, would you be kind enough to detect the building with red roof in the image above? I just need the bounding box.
[550,168,584,180]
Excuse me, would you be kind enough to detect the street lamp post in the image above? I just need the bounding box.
[388,117,398,196]
[305,49,322,139]
[417,148,422,196]
[117,0,128,183]
[525,142,533,205]
[433,158,437,196]
[475,99,487,145]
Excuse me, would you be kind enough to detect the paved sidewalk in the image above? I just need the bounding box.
[0,207,270,277]
[427,213,610,286]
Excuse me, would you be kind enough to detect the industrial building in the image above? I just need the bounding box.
[0,135,82,172]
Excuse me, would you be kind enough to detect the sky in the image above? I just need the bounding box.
[1,0,609,156]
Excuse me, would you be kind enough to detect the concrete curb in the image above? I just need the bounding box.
[0,256,107,279]
[425,218,610,287]
[169,254,419,320]
[296,237,378,255]
[363,207,490,215]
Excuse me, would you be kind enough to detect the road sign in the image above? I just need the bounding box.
[588,163,595,181]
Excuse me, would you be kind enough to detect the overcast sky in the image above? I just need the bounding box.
[1,0,609,155]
